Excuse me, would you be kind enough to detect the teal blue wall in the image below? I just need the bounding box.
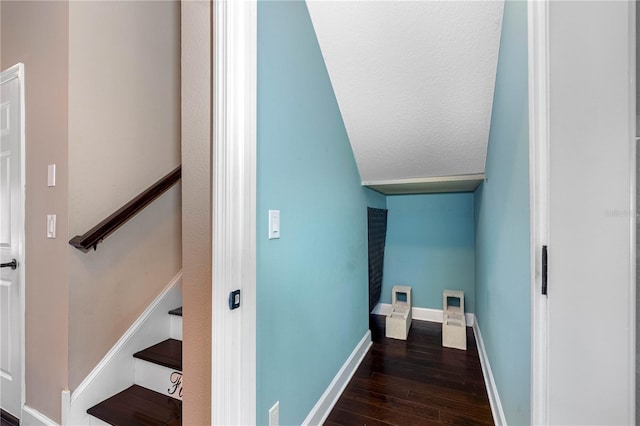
[366,188,387,210]
[257,1,370,424]
[474,1,530,424]
[381,194,475,311]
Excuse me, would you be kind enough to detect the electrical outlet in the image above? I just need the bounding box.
[269,401,279,426]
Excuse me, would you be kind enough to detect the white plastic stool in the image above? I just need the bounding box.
[442,290,467,350]
[386,285,412,340]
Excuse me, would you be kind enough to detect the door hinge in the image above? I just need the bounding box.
[541,245,548,296]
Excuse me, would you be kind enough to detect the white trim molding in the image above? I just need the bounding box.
[211,0,257,424]
[302,330,372,426]
[628,2,637,422]
[473,319,507,426]
[371,303,475,327]
[362,174,484,195]
[63,273,182,426]
[22,405,59,426]
[527,1,550,424]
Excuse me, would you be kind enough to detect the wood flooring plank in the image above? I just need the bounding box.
[438,409,494,426]
[325,315,494,425]
[367,374,490,408]
[332,397,437,426]
[325,407,396,426]
[341,385,441,422]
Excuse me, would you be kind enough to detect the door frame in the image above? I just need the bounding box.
[528,2,637,423]
[0,63,26,420]
[211,1,257,425]
[527,2,549,423]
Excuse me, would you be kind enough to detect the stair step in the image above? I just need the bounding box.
[1,409,20,426]
[135,357,183,401]
[134,339,182,370]
[87,384,181,426]
[168,307,182,316]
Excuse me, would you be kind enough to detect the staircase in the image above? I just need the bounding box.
[86,307,183,425]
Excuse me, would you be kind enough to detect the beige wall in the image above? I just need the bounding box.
[181,2,212,424]
[67,0,182,389]
[1,1,70,422]
[1,1,182,419]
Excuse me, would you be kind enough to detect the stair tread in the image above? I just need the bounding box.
[87,384,181,426]
[134,339,182,371]
[168,307,182,317]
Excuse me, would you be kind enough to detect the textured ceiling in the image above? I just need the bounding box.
[307,0,504,185]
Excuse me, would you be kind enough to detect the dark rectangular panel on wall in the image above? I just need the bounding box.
[368,207,388,312]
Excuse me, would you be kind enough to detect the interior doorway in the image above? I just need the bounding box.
[0,63,25,422]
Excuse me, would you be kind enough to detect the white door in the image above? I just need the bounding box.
[531,2,635,424]
[0,63,24,420]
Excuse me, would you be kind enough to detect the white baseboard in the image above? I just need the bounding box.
[21,405,59,426]
[473,318,507,426]
[63,272,182,426]
[371,303,475,326]
[302,330,372,426]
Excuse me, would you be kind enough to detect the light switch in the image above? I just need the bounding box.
[47,214,56,238]
[47,164,56,187]
[268,210,280,239]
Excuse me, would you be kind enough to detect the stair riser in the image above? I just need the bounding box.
[134,359,183,400]
[170,315,182,340]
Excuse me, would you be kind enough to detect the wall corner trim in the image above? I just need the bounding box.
[211,0,257,424]
[473,317,507,426]
[302,330,372,426]
[22,405,59,426]
[61,390,70,425]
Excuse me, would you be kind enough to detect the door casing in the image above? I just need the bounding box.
[528,2,636,424]
[0,62,26,421]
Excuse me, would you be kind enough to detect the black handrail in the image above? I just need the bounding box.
[69,166,181,252]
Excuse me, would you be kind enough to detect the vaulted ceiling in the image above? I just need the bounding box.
[307,1,504,194]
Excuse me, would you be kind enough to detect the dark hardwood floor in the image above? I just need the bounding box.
[325,315,494,426]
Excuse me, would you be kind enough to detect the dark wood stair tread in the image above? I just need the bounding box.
[133,339,182,371]
[87,384,181,426]
[168,307,182,316]
[1,409,19,426]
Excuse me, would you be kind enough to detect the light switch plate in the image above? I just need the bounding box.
[268,210,280,239]
[47,164,56,187]
[47,214,56,238]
